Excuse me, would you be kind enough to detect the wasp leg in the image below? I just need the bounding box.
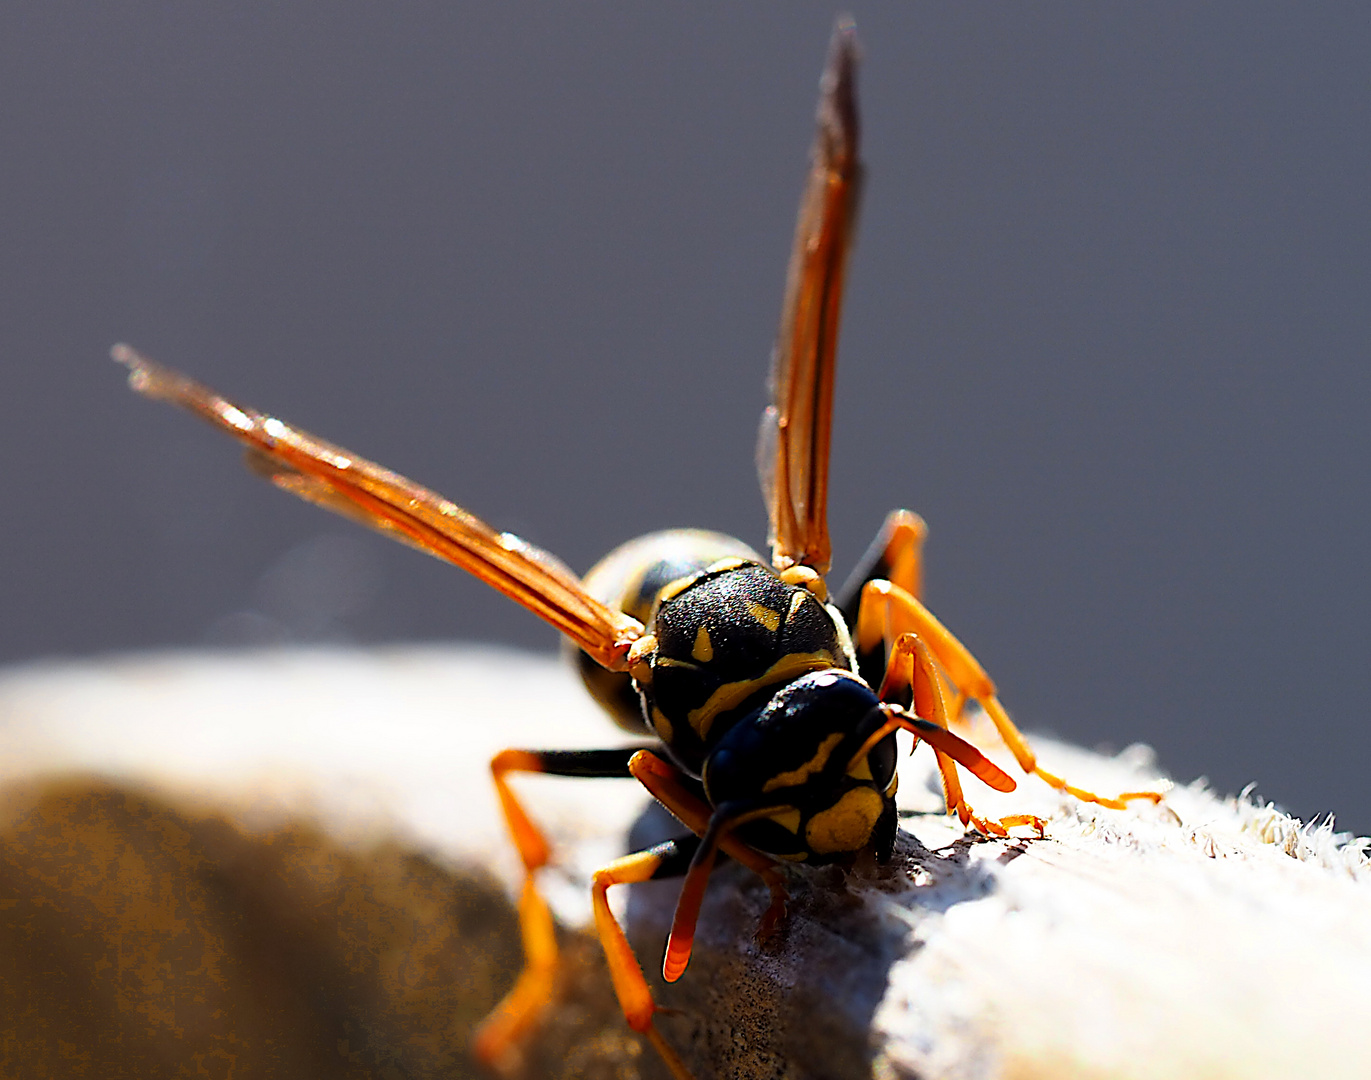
[475,747,655,1069]
[876,632,1041,837]
[857,580,1165,811]
[838,509,928,608]
[480,747,778,1079]
[601,752,789,1080]
[628,751,789,960]
[836,510,928,689]
[591,838,701,1080]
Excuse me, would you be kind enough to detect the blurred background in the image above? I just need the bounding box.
[2,4,1368,832]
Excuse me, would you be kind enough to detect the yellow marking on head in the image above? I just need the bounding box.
[763,732,844,793]
[651,707,673,743]
[692,625,714,663]
[805,787,885,855]
[847,754,873,781]
[746,601,782,633]
[685,651,835,742]
[767,806,803,833]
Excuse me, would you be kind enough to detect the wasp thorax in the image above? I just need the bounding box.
[641,560,852,775]
[574,530,762,735]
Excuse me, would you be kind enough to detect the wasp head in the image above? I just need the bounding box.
[701,669,899,864]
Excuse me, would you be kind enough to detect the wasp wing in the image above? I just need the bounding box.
[114,345,644,671]
[760,22,863,577]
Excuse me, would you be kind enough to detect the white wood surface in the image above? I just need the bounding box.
[1,646,1366,1079]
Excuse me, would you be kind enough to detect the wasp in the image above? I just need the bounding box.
[116,21,1162,1079]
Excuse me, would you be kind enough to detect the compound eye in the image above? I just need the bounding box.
[701,710,772,805]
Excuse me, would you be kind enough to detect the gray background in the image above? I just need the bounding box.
[3,5,1369,832]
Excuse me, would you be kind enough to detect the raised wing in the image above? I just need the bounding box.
[113,344,644,671]
[758,22,863,577]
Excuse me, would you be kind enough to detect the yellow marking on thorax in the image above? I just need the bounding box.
[805,787,885,855]
[847,754,873,781]
[779,565,828,602]
[692,625,714,663]
[763,732,844,793]
[655,656,700,670]
[627,634,657,685]
[685,651,834,742]
[786,591,810,622]
[657,558,752,609]
[745,601,782,632]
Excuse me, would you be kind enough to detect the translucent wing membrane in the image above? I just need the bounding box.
[113,345,644,671]
[760,22,863,576]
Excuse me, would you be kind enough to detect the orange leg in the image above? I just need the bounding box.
[840,509,928,603]
[591,843,698,1080]
[474,747,655,1069]
[628,751,789,966]
[877,632,1042,836]
[477,747,784,1080]
[587,752,789,1080]
[858,580,1165,811]
[877,509,928,601]
[472,750,560,1068]
[838,509,929,693]
[470,877,559,1068]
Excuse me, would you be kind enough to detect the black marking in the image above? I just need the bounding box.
[528,747,657,778]
[645,834,703,880]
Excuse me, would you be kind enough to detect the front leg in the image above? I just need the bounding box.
[876,631,1041,837]
[857,579,1165,812]
[593,751,791,1080]
[478,746,786,1080]
[589,836,703,1080]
